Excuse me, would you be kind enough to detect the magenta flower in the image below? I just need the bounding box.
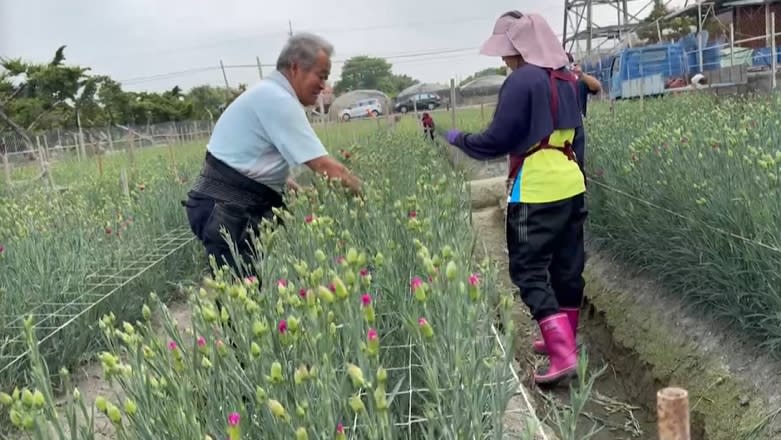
[228,411,240,426]
[278,320,288,334]
[0,244,4,254]
[408,210,417,218]
[361,293,372,307]
[367,328,378,342]
[299,288,308,299]
[336,422,345,434]
[360,268,370,277]
[305,214,315,224]
[197,336,206,347]
[468,273,481,286]
[418,317,428,327]
[335,256,346,265]
[244,276,258,285]
[410,276,423,292]
[167,340,177,351]
[328,282,336,292]
[277,279,288,288]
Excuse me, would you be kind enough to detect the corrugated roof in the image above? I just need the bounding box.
[721,0,781,7]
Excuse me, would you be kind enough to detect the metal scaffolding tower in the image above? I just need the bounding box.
[562,0,660,56]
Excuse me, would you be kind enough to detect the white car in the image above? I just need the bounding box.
[339,98,383,121]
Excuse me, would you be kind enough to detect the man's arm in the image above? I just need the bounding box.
[580,73,602,94]
[449,78,532,160]
[258,94,363,196]
[304,155,363,196]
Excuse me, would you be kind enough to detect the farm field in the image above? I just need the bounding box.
[0,92,780,438]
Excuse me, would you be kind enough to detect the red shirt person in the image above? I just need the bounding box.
[421,112,435,140]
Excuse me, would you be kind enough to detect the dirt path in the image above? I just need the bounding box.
[56,300,194,439]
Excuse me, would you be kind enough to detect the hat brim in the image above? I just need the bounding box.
[479,34,519,57]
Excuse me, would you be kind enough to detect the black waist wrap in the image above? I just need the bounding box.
[189,152,284,211]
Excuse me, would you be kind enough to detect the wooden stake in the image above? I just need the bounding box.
[450,78,457,129]
[657,387,690,440]
[120,168,130,197]
[2,152,10,187]
[97,153,104,177]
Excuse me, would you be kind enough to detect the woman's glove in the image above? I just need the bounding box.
[444,129,462,145]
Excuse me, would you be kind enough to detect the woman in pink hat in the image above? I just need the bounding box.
[443,11,587,387]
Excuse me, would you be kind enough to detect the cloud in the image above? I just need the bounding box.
[1,0,679,92]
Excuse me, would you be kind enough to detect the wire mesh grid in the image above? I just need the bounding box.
[343,326,548,440]
[0,226,195,377]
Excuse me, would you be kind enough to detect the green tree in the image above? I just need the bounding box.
[635,3,723,44]
[459,67,506,87]
[334,56,418,96]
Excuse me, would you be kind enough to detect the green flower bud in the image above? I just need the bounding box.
[346,363,365,388]
[268,399,289,421]
[124,399,137,416]
[0,392,13,406]
[21,389,34,408]
[142,304,151,321]
[107,403,122,424]
[9,409,22,428]
[445,261,458,281]
[270,361,284,383]
[376,367,388,384]
[349,395,365,413]
[32,390,45,409]
[295,427,308,440]
[95,395,108,413]
[346,248,359,265]
[255,386,267,402]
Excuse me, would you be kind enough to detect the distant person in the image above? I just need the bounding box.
[421,112,435,140]
[567,53,602,118]
[184,32,363,278]
[443,11,587,387]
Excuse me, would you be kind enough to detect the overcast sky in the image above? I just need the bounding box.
[0,0,688,93]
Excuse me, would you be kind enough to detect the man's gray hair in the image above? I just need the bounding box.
[276,32,334,71]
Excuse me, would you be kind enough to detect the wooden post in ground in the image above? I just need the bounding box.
[657,387,690,440]
[449,78,457,129]
[2,151,10,187]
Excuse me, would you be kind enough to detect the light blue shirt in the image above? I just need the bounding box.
[206,70,328,192]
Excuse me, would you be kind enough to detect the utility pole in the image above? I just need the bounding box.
[256,56,264,79]
[288,20,293,37]
[219,60,231,101]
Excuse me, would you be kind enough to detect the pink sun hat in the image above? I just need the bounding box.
[479,11,569,70]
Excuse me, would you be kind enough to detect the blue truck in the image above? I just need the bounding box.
[581,31,724,99]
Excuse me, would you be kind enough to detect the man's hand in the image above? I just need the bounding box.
[304,155,363,197]
[286,177,302,193]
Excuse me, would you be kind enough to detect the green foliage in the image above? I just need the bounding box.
[334,56,418,97]
[585,94,781,352]
[0,126,521,439]
[459,67,506,87]
[0,47,240,138]
[635,2,723,44]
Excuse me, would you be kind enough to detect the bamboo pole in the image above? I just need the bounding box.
[657,387,690,440]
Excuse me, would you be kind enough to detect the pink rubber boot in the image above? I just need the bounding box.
[533,313,578,386]
[533,307,579,355]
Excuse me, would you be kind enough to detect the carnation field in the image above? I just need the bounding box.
[0,92,780,439]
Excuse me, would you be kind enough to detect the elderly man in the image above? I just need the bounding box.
[184,32,363,277]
